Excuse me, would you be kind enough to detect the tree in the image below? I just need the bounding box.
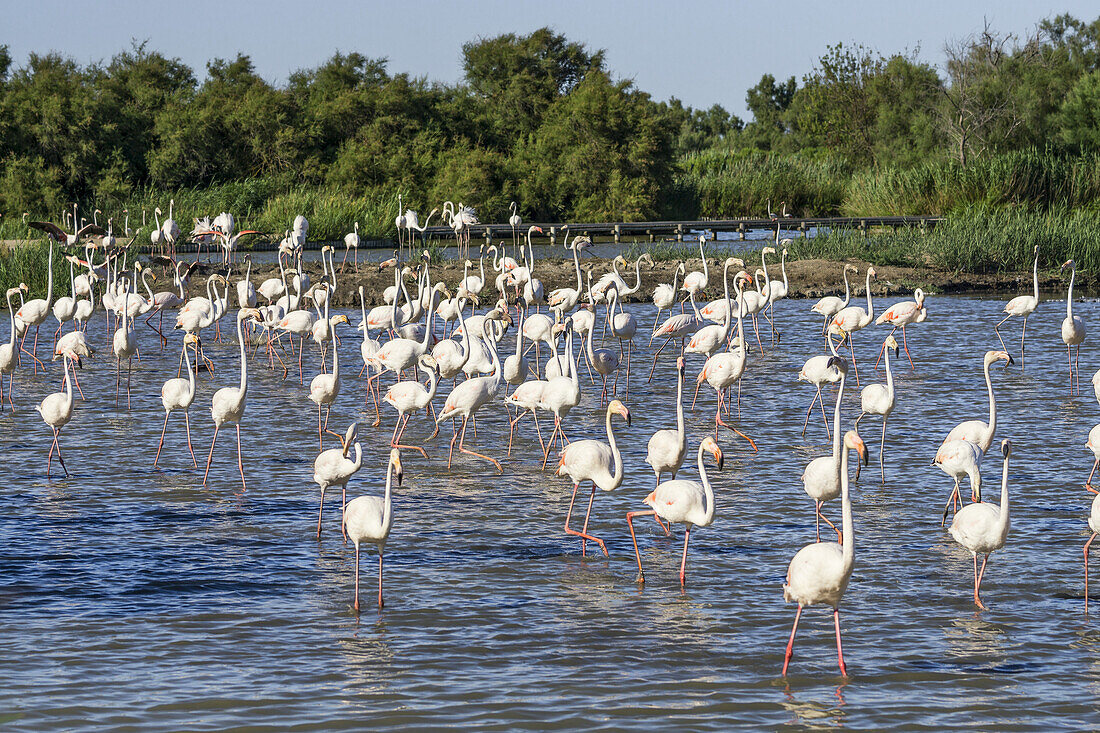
[1058,69,1100,150]
[742,74,796,151]
[462,28,604,147]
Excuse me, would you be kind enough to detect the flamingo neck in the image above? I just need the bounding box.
[382,452,394,535]
[572,244,582,292]
[983,356,996,444]
[720,261,733,337]
[236,315,248,397]
[184,342,196,400]
[63,357,73,408]
[674,363,685,441]
[1067,265,1076,318]
[1031,251,1039,302]
[6,290,14,347]
[884,342,895,395]
[698,442,715,526]
[996,451,1010,535]
[841,268,851,307]
[425,364,439,401]
[606,408,624,487]
[781,250,788,290]
[45,242,54,305]
[831,371,845,477]
[840,442,854,568]
[864,271,874,319]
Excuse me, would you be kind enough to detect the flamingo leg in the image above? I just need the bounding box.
[564,482,608,558]
[1019,316,1027,370]
[678,525,691,587]
[377,550,384,609]
[235,424,246,492]
[457,416,502,473]
[316,487,327,538]
[716,411,757,452]
[900,326,914,368]
[154,411,170,467]
[1088,458,1100,492]
[801,387,823,438]
[994,314,1011,354]
[848,335,860,386]
[201,424,219,487]
[879,416,888,484]
[974,554,989,610]
[626,509,657,583]
[353,541,360,612]
[647,337,674,382]
[873,327,897,369]
[782,605,803,676]
[1085,532,1096,612]
[942,479,961,526]
[833,608,848,676]
[816,501,842,543]
[184,412,196,466]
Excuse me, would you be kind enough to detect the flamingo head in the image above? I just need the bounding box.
[607,399,630,426]
[724,257,745,269]
[884,334,899,357]
[390,449,403,486]
[1001,439,1011,459]
[762,246,776,256]
[676,355,685,373]
[868,267,878,279]
[701,435,723,470]
[333,315,351,327]
[844,430,868,466]
[985,350,1014,368]
[914,288,926,307]
[1062,260,1075,272]
[826,354,849,375]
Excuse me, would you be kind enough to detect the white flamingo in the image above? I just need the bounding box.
[343,448,402,610]
[1061,259,1087,396]
[782,430,868,677]
[949,440,1012,610]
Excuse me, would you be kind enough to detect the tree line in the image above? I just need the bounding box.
[0,14,1098,230]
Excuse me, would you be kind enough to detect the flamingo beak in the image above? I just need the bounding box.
[712,446,724,470]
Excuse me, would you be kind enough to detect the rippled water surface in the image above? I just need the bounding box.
[3,292,1100,730]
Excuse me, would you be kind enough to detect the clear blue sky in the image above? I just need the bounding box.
[3,0,1096,119]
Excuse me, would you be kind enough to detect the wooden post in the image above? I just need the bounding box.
[738,222,746,241]
[676,223,684,242]
[549,227,556,246]
[647,229,654,243]
[799,221,807,237]
[859,220,867,237]
[614,224,621,243]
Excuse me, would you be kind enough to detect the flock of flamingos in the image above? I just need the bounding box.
[1,204,1097,677]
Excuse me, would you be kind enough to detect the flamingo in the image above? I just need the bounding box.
[0,285,27,412]
[51,257,77,344]
[15,239,54,373]
[37,354,77,476]
[342,222,361,273]
[798,326,844,438]
[802,356,849,542]
[549,233,586,317]
[644,356,687,488]
[394,194,407,254]
[681,235,709,301]
[539,321,582,467]
[1061,259,1087,396]
[434,313,506,473]
[1086,424,1100,490]
[949,440,1013,610]
[343,448,402,610]
[383,354,439,459]
[308,315,350,449]
[508,201,522,247]
[555,400,630,557]
[607,286,638,389]
[686,259,743,402]
[940,350,1013,453]
[874,289,926,370]
[830,266,877,385]
[112,282,137,409]
[315,422,364,540]
[650,262,683,340]
[201,309,261,491]
[782,430,868,677]
[697,273,756,450]
[936,439,984,526]
[628,436,723,586]
[812,264,856,334]
[585,299,621,404]
[357,286,384,425]
[855,335,898,484]
[1084,490,1100,610]
[27,205,104,246]
[154,334,200,468]
[994,245,1040,366]
[648,293,699,382]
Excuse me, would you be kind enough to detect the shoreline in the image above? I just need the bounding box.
[169,256,1077,308]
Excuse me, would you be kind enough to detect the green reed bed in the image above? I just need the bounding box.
[795,207,1100,273]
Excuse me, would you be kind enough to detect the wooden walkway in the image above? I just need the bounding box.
[423,215,944,243]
